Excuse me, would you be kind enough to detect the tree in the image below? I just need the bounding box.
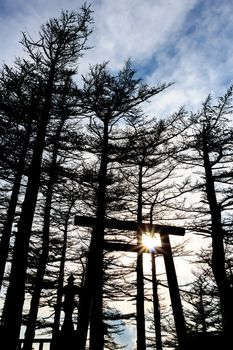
[182,258,222,335]
[1,6,93,349]
[23,74,83,350]
[76,60,170,350]
[0,62,41,291]
[115,109,189,348]
[178,86,233,338]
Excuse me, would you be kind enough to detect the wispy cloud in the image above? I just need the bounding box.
[1,0,232,117]
[85,0,197,67]
[145,0,233,115]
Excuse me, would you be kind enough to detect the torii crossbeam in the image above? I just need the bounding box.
[74,215,187,350]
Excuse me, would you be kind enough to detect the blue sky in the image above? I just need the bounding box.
[0,0,232,348]
[0,0,233,118]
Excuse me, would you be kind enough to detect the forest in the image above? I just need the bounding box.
[0,4,233,350]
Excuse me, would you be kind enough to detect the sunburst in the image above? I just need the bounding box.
[141,233,161,253]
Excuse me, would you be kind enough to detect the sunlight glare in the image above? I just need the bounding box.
[142,233,161,253]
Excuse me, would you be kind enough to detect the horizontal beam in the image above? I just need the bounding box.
[103,241,163,254]
[74,215,185,236]
[19,339,51,343]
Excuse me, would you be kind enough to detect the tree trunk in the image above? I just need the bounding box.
[89,119,109,350]
[77,119,108,350]
[0,120,32,291]
[51,205,72,350]
[202,132,233,337]
[23,90,68,350]
[1,70,55,350]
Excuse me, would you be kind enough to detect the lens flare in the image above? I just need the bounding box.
[142,233,161,253]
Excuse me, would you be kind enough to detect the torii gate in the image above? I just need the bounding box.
[74,215,187,350]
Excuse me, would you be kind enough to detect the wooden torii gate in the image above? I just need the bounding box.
[74,215,187,350]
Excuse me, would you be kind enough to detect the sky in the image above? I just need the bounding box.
[0,0,233,118]
[0,0,232,348]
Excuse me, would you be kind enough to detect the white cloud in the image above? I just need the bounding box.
[144,0,233,115]
[2,0,232,117]
[82,0,198,68]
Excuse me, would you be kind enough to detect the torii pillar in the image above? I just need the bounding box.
[74,216,187,350]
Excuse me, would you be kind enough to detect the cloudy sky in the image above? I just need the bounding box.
[0,0,233,118]
[0,0,232,347]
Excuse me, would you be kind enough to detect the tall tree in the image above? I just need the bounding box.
[23,74,82,350]
[178,86,233,338]
[115,110,188,348]
[0,62,42,291]
[1,6,93,349]
[76,60,170,350]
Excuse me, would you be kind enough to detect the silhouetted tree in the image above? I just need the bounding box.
[0,62,42,290]
[182,262,222,335]
[177,86,233,338]
[76,60,170,350]
[113,110,188,348]
[23,74,83,349]
[1,6,93,349]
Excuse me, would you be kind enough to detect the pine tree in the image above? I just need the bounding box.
[178,86,233,338]
[76,60,170,350]
[1,7,93,349]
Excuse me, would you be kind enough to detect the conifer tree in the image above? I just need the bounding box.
[1,7,93,349]
[178,86,233,338]
[75,60,170,350]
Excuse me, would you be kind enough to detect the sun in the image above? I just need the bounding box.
[142,233,161,253]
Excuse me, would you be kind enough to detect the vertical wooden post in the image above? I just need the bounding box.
[89,234,104,350]
[136,252,146,350]
[136,170,146,350]
[151,253,162,350]
[161,234,186,350]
